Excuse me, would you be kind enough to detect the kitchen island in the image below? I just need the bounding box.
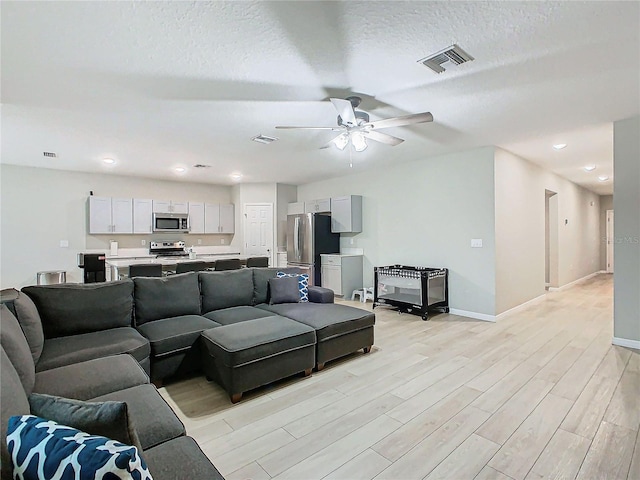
[106,253,249,280]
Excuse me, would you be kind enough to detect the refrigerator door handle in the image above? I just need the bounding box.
[294,216,300,261]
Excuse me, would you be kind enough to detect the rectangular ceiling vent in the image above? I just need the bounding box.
[251,134,278,145]
[43,151,57,158]
[418,44,474,74]
[193,164,212,168]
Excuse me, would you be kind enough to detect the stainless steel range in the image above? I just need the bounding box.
[150,241,188,257]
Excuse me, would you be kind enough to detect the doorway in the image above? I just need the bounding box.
[606,210,614,273]
[545,190,559,289]
[244,203,274,266]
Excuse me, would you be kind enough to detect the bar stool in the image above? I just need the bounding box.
[129,264,162,278]
[214,258,241,271]
[246,257,269,268]
[176,261,207,274]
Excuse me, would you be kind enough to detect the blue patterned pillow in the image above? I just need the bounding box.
[276,272,309,302]
[7,415,153,480]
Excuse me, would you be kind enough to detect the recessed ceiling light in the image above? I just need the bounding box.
[175,167,186,173]
[584,165,596,171]
[598,175,609,182]
[230,173,243,181]
[553,143,567,150]
[103,158,115,164]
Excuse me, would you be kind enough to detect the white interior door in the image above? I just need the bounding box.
[606,210,614,273]
[244,203,274,265]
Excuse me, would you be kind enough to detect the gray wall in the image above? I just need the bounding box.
[494,149,601,314]
[613,116,640,343]
[276,184,297,250]
[599,195,613,271]
[298,147,498,316]
[0,164,233,287]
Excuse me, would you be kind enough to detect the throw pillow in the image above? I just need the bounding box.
[269,277,301,304]
[7,415,153,480]
[276,272,309,302]
[28,393,143,452]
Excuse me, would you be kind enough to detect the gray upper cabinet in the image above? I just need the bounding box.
[331,195,362,233]
[188,202,205,234]
[89,196,133,234]
[304,198,331,213]
[205,203,235,234]
[133,198,153,234]
[152,200,188,214]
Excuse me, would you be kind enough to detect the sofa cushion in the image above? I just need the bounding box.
[28,393,143,452]
[12,292,45,364]
[252,266,300,305]
[92,384,185,450]
[134,272,201,325]
[203,305,275,325]
[277,271,309,302]
[257,302,375,342]
[200,316,316,367]
[143,436,224,480]
[0,304,35,394]
[200,269,254,313]
[22,280,134,338]
[136,315,220,357]
[269,276,301,304]
[1,348,30,480]
[33,354,149,401]
[7,415,151,479]
[36,327,150,372]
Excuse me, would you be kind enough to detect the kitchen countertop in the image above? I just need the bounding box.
[320,253,363,257]
[106,253,247,268]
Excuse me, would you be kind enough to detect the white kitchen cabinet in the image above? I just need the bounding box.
[204,203,235,234]
[188,202,205,234]
[133,199,153,234]
[89,197,133,234]
[331,195,362,233]
[152,200,188,214]
[304,198,331,213]
[219,204,235,233]
[320,254,363,296]
[287,202,305,215]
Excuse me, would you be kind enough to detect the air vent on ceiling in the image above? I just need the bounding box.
[43,151,57,158]
[418,44,474,74]
[193,164,212,168]
[251,134,278,144]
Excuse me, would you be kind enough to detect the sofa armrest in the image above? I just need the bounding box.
[33,354,149,401]
[308,286,334,304]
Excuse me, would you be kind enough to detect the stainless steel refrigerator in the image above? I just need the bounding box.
[287,213,340,286]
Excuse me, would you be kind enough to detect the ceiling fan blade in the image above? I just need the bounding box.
[275,126,342,130]
[365,112,434,130]
[363,130,404,146]
[330,98,357,126]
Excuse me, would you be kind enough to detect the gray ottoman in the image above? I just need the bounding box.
[257,303,375,370]
[200,316,316,403]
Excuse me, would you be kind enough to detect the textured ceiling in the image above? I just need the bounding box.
[2,1,638,194]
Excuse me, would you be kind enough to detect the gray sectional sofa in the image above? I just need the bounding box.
[0,267,375,477]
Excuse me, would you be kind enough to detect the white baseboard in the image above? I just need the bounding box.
[548,271,606,292]
[612,337,640,350]
[449,308,496,322]
[496,294,547,321]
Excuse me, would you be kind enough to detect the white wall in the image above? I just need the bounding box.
[0,164,232,288]
[298,147,497,316]
[599,195,613,271]
[613,115,640,345]
[494,148,601,314]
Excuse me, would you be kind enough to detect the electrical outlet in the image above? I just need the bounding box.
[471,238,483,248]
[59,240,69,248]
[220,238,225,245]
[141,239,146,246]
[197,239,202,245]
[349,238,354,245]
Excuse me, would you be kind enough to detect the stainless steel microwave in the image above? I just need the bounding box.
[153,213,190,232]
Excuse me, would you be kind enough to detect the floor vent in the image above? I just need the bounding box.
[418,44,474,74]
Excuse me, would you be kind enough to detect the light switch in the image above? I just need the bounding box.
[471,238,483,248]
[59,240,69,248]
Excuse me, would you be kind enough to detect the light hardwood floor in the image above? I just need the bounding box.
[160,274,639,480]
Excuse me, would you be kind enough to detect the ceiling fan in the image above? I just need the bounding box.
[275,96,433,151]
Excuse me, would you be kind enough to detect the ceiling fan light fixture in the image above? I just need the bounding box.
[351,133,367,152]
[333,134,349,150]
